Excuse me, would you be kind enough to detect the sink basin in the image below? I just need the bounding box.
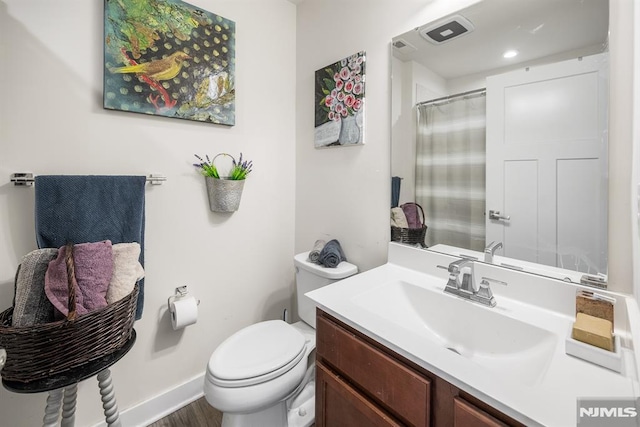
[352,280,557,386]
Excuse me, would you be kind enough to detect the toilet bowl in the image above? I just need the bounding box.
[204,252,357,427]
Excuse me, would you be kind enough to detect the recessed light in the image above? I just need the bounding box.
[503,50,518,59]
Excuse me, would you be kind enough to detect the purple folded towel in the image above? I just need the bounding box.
[401,203,423,229]
[45,241,114,317]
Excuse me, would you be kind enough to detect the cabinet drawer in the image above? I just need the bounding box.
[316,362,402,427]
[317,314,431,427]
[454,397,509,427]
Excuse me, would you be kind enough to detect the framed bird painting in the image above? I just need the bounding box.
[104,0,235,125]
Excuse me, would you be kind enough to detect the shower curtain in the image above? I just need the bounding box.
[415,92,486,251]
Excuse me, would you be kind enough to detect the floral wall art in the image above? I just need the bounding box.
[314,51,366,148]
[103,0,236,125]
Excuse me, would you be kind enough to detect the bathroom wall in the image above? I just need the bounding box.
[295,0,636,296]
[609,0,635,296]
[0,0,296,425]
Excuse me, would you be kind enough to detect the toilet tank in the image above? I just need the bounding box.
[294,252,357,328]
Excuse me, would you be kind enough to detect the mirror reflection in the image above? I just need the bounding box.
[391,0,609,282]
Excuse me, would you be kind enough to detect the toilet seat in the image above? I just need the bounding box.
[208,320,307,388]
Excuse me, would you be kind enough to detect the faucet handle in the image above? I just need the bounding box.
[477,280,494,298]
[481,276,508,287]
[474,280,497,307]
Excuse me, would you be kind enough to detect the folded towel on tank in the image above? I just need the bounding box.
[391,207,409,228]
[107,243,145,304]
[45,241,114,317]
[12,248,59,327]
[318,239,347,268]
[308,240,326,264]
[35,175,146,319]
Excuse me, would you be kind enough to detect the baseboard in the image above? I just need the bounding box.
[90,373,205,427]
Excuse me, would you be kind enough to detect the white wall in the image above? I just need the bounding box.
[391,58,448,207]
[609,0,634,295]
[0,0,296,425]
[390,58,416,206]
[633,0,640,304]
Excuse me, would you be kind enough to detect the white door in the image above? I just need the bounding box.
[485,53,608,274]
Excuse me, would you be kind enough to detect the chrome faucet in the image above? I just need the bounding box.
[445,258,476,293]
[443,258,496,307]
[484,241,503,263]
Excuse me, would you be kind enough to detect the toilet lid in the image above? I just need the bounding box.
[208,320,306,382]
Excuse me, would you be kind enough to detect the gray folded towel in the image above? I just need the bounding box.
[12,248,59,327]
[308,240,326,264]
[318,239,347,268]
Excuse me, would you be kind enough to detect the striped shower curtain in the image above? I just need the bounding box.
[415,92,486,251]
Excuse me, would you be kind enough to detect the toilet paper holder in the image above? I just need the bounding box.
[167,286,200,309]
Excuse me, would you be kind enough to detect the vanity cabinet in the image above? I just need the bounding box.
[316,309,525,427]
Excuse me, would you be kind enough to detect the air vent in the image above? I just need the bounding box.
[392,38,417,54]
[418,14,474,45]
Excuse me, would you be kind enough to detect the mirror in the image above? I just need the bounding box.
[391,0,609,284]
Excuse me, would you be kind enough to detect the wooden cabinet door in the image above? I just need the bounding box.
[316,314,431,426]
[453,397,509,427]
[316,362,402,427]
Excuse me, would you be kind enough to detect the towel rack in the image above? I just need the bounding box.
[10,173,167,186]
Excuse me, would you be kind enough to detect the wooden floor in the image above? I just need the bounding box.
[147,397,315,427]
[147,397,223,427]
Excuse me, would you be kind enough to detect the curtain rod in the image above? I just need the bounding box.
[10,173,167,186]
[416,88,486,108]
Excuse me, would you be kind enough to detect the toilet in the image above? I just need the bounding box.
[204,251,357,427]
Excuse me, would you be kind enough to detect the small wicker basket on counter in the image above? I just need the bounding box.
[391,202,428,248]
[0,243,138,384]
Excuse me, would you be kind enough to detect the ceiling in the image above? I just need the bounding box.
[392,0,609,80]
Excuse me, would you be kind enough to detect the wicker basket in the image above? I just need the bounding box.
[391,203,428,247]
[0,243,138,383]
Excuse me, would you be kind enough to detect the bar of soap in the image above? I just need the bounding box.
[572,312,614,352]
[576,291,614,328]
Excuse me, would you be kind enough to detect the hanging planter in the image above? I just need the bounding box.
[194,153,253,213]
[205,177,244,212]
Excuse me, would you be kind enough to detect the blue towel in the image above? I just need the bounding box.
[318,239,347,268]
[34,175,146,320]
[391,176,402,208]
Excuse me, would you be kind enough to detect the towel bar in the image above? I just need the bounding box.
[10,173,167,186]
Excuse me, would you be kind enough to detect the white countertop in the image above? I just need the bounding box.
[306,243,640,427]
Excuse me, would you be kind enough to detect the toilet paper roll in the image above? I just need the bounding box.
[170,296,198,330]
